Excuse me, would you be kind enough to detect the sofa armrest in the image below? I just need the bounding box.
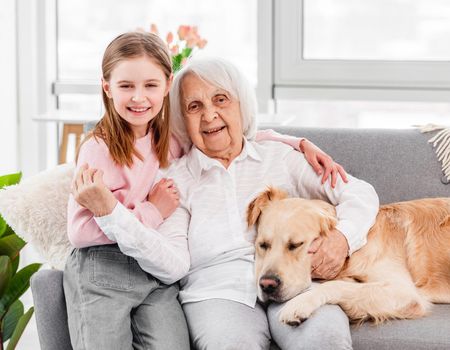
[31,269,72,350]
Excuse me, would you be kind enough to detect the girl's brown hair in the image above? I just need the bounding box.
[80,31,172,168]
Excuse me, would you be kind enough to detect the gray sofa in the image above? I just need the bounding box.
[31,127,450,350]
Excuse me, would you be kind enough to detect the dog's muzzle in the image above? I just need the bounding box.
[259,274,281,296]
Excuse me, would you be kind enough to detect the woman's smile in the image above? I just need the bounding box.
[203,126,226,135]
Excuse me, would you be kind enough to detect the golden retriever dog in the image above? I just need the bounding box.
[247,187,450,326]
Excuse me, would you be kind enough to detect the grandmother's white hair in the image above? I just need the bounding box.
[170,57,257,152]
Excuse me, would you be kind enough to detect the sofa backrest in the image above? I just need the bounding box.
[271,127,450,205]
[85,122,449,205]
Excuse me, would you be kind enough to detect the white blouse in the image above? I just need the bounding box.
[95,140,379,307]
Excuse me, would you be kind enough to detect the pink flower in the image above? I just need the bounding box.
[177,25,190,40]
[185,38,195,48]
[198,39,208,49]
[181,57,188,66]
[150,23,159,35]
[186,30,199,42]
[170,45,179,56]
[166,32,174,45]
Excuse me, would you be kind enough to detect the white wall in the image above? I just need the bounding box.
[0,0,18,175]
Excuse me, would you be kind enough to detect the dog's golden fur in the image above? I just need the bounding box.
[247,187,450,326]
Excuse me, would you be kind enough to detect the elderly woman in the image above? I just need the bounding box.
[73,58,379,349]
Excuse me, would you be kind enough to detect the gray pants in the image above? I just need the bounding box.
[63,244,189,350]
[183,299,352,350]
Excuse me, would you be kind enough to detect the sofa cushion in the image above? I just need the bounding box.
[352,304,450,349]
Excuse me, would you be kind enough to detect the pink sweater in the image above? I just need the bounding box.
[67,130,302,248]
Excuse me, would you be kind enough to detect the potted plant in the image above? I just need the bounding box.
[0,172,41,350]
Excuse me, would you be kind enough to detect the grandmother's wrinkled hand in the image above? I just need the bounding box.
[71,163,117,217]
[308,228,349,280]
[300,139,348,188]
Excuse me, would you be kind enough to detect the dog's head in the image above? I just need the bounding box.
[247,187,337,303]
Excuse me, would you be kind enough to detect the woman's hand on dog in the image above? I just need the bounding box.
[308,229,349,280]
[72,163,118,217]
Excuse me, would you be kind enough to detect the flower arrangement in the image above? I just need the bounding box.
[149,23,208,73]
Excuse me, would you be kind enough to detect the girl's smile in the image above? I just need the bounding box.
[127,106,152,115]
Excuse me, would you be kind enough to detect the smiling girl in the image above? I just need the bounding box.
[63,31,346,349]
[63,32,187,350]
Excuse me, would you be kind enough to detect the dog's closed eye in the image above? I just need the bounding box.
[259,242,270,250]
[287,241,304,251]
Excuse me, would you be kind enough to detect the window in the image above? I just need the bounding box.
[304,0,450,61]
[273,0,450,93]
[56,0,257,113]
[257,0,450,127]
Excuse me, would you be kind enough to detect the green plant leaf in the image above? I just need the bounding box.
[181,47,192,57]
[10,255,19,276]
[0,222,15,239]
[2,299,24,342]
[0,235,26,260]
[0,173,22,189]
[0,216,6,238]
[172,54,183,73]
[5,306,33,350]
[0,256,12,297]
[0,263,41,318]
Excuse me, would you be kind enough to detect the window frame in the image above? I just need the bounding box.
[258,0,450,111]
[17,0,57,174]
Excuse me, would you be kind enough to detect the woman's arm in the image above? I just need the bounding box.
[256,129,348,187]
[284,149,379,278]
[72,167,190,284]
[286,149,379,253]
[68,139,165,248]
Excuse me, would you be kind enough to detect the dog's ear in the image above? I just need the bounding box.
[312,200,337,237]
[247,187,288,227]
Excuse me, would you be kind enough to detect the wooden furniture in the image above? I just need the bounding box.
[33,110,99,165]
[58,123,85,164]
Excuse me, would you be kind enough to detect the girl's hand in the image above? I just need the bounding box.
[148,178,180,219]
[72,164,118,217]
[300,139,348,188]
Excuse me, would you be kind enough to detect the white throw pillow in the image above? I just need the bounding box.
[0,164,75,270]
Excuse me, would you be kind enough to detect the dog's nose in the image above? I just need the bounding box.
[259,275,281,295]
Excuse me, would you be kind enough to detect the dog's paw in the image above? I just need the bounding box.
[278,292,320,326]
[278,302,306,326]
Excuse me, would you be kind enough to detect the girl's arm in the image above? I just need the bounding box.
[170,129,347,187]
[255,129,348,188]
[68,141,118,248]
[168,135,184,161]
